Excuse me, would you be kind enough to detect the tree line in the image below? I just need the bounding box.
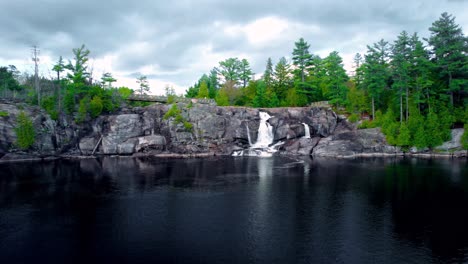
[185,12,467,150]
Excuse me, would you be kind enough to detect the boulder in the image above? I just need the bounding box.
[436,128,464,151]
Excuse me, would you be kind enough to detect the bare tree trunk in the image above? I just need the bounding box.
[406,86,409,121]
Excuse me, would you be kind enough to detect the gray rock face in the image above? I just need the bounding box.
[436,128,464,151]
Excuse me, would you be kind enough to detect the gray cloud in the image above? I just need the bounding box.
[0,0,466,91]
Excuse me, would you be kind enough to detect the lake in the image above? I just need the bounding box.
[0,156,467,263]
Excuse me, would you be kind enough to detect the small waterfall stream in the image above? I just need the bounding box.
[233,111,281,157]
[302,123,311,139]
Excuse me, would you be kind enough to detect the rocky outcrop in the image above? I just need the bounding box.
[0,100,465,160]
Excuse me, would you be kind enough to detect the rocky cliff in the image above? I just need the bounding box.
[0,101,465,160]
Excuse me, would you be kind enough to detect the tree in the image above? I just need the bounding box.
[363,39,391,119]
[197,81,209,98]
[101,72,117,89]
[391,31,412,123]
[427,12,467,106]
[239,59,253,89]
[52,56,66,113]
[292,37,312,83]
[253,81,268,107]
[0,66,21,97]
[274,57,291,100]
[136,75,150,95]
[15,111,35,150]
[409,33,435,112]
[397,122,411,148]
[263,57,274,89]
[323,51,349,108]
[66,44,90,85]
[217,58,242,85]
[208,68,219,98]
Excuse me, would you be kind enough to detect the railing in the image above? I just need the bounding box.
[127,94,216,105]
[310,101,330,108]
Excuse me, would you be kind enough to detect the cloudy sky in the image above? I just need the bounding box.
[1,0,467,95]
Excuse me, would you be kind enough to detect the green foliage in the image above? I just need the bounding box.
[89,96,103,118]
[357,120,379,129]
[163,104,193,132]
[136,75,150,95]
[163,104,181,120]
[348,113,360,123]
[41,96,58,120]
[167,94,175,104]
[462,124,468,150]
[215,88,230,106]
[15,111,35,150]
[0,111,8,117]
[413,122,427,149]
[397,122,411,148]
[183,121,193,131]
[197,81,209,98]
[76,97,89,123]
[66,44,90,84]
[425,112,444,148]
[381,109,399,145]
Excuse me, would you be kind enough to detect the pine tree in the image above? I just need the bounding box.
[391,31,412,122]
[397,122,411,148]
[239,59,253,89]
[197,81,209,98]
[323,51,349,108]
[292,38,313,83]
[363,39,391,119]
[273,57,291,100]
[263,57,274,89]
[427,12,467,106]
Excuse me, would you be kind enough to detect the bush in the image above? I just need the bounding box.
[462,124,468,150]
[348,113,359,123]
[75,97,89,123]
[183,121,193,131]
[0,111,8,117]
[163,104,181,120]
[15,111,35,150]
[89,96,103,118]
[41,96,58,120]
[357,120,379,129]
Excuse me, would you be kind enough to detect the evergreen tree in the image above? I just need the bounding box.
[323,51,349,108]
[197,81,209,98]
[208,68,219,98]
[253,81,268,108]
[363,39,391,119]
[273,57,291,100]
[427,12,467,106]
[391,31,412,122]
[292,38,312,83]
[263,57,274,89]
[15,111,35,150]
[397,122,411,148]
[66,44,90,85]
[353,53,364,88]
[425,111,443,148]
[409,33,435,112]
[239,59,253,89]
[136,75,150,95]
[101,72,117,89]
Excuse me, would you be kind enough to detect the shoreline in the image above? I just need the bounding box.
[0,150,466,164]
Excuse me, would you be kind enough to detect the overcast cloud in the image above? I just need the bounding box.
[0,0,467,94]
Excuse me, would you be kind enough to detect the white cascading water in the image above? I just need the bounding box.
[251,112,274,148]
[302,123,311,139]
[233,111,282,157]
[246,123,252,146]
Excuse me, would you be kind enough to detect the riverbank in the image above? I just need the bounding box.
[0,100,466,162]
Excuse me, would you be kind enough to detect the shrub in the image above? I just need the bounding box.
[41,96,58,120]
[15,111,35,150]
[183,121,193,131]
[163,104,181,120]
[89,96,103,118]
[348,113,359,123]
[462,124,468,150]
[0,111,8,117]
[75,97,89,123]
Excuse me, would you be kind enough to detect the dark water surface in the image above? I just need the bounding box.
[1,156,468,263]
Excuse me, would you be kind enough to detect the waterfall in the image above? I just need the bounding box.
[302,123,310,139]
[252,112,274,148]
[246,123,252,146]
[233,111,280,157]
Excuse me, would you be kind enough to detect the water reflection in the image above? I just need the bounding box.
[0,157,467,263]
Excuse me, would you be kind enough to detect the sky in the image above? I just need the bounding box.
[0,0,467,95]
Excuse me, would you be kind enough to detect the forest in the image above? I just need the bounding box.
[0,12,467,151]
